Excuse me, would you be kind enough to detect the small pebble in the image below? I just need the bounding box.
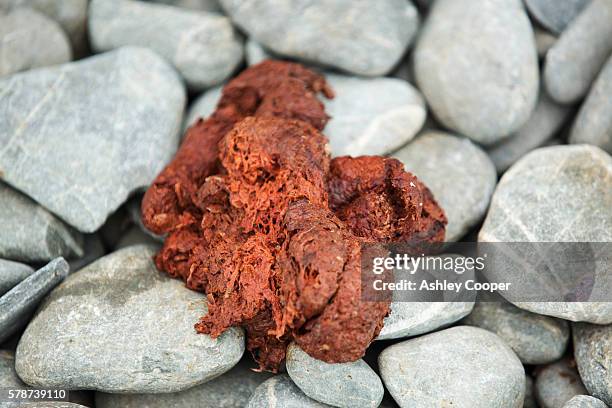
[183,85,223,131]
[246,374,331,408]
[525,0,591,34]
[573,323,612,406]
[536,358,588,408]
[245,38,272,66]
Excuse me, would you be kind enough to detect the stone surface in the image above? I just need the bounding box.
[286,343,383,408]
[0,350,25,408]
[570,55,612,154]
[147,0,221,12]
[219,0,419,76]
[379,326,525,408]
[462,293,570,364]
[544,0,612,104]
[525,0,590,34]
[245,38,272,66]
[183,85,223,131]
[573,323,612,406]
[563,396,609,408]
[89,0,243,91]
[394,131,497,242]
[488,88,570,173]
[0,183,83,263]
[0,258,69,344]
[324,74,425,156]
[0,259,34,297]
[524,375,538,408]
[0,8,71,77]
[95,359,271,408]
[414,0,538,145]
[479,145,612,323]
[0,47,186,233]
[536,358,588,408]
[15,246,244,393]
[246,374,331,408]
[67,233,105,274]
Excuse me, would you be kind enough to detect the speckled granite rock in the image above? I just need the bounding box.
[15,246,244,393]
[0,259,34,297]
[286,343,383,408]
[219,0,419,76]
[89,0,243,91]
[0,47,185,233]
[536,358,588,408]
[414,0,538,145]
[563,395,609,408]
[525,0,590,34]
[246,375,331,408]
[573,323,612,406]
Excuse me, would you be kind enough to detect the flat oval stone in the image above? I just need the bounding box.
[414,0,539,145]
[563,395,609,408]
[393,131,497,242]
[379,326,525,408]
[570,55,612,154]
[0,259,34,297]
[0,183,83,263]
[573,323,612,406]
[89,0,243,91]
[286,343,383,408]
[0,47,186,233]
[544,0,612,104]
[219,0,419,76]
[525,0,590,34]
[246,374,331,408]
[535,358,588,408]
[15,245,244,393]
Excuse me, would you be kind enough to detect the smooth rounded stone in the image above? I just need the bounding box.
[0,259,34,297]
[0,0,88,55]
[95,359,272,408]
[478,145,612,323]
[183,85,223,131]
[15,245,244,393]
[245,38,272,66]
[0,258,69,344]
[246,374,331,408]
[286,343,383,408]
[67,233,106,274]
[487,88,571,173]
[0,183,83,263]
[324,74,425,157]
[0,8,71,77]
[379,326,525,408]
[573,323,612,406]
[525,375,538,408]
[462,293,570,364]
[0,47,186,233]
[535,27,558,59]
[536,358,588,408]
[146,0,221,12]
[570,55,612,154]
[544,0,612,104]
[414,0,539,145]
[220,0,419,76]
[393,131,497,242]
[525,0,590,34]
[89,0,243,91]
[563,395,609,408]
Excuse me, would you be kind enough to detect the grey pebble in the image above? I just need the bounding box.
[536,358,588,408]
[245,38,272,66]
[487,88,571,173]
[379,326,525,408]
[478,145,612,323]
[0,259,34,297]
[89,0,243,91]
[573,323,612,406]
[570,54,612,154]
[219,0,419,76]
[95,359,272,408]
[563,395,609,408]
[525,375,538,408]
[0,8,71,77]
[184,85,223,131]
[0,47,186,233]
[525,0,591,34]
[0,258,69,345]
[414,0,539,145]
[393,131,497,242]
[544,0,612,104]
[246,374,331,408]
[285,343,383,408]
[0,183,83,264]
[15,245,244,393]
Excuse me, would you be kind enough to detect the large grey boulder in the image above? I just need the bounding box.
[0,259,34,297]
[379,326,525,408]
[246,374,331,408]
[0,183,83,263]
[536,358,588,408]
[286,343,383,408]
[414,0,539,145]
[525,0,591,34]
[573,323,612,406]
[219,0,419,76]
[15,246,244,393]
[393,131,497,242]
[544,0,612,104]
[570,55,612,154]
[89,0,243,91]
[0,8,71,77]
[0,47,186,233]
